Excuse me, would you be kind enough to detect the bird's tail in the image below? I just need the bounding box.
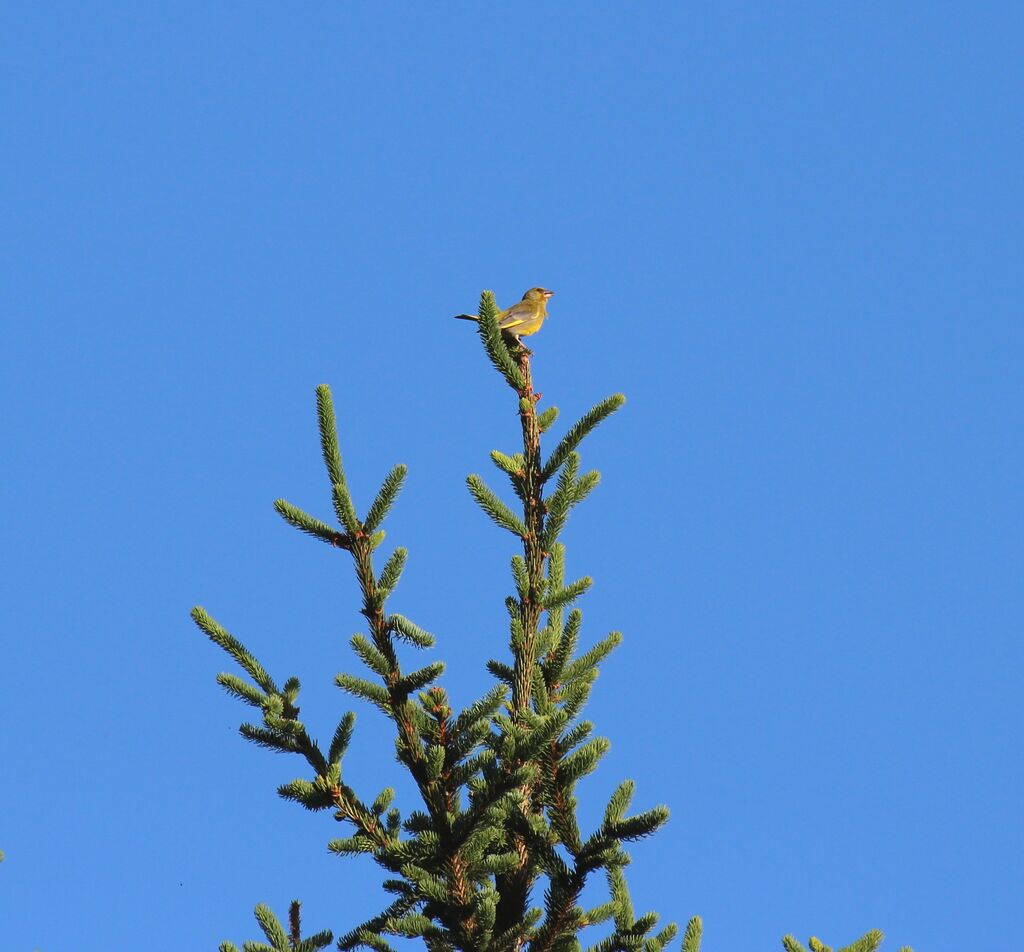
[453,313,479,321]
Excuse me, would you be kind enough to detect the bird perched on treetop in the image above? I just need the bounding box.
[454,287,554,341]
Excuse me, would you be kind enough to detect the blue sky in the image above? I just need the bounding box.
[1,4,1021,950]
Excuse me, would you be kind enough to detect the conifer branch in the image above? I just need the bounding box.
[486,659,515,685]
[336,673,394,714]
[329,712,356,764]
[277,778,333,811]
[784,933,899,952]
[838,933,884,952]
[351,633,394,678]
[365,465,408,533]
[560,631,622,685]
[476,290,526,392]
[255,903,290,948]
[315,384,347,489]
[221,902,334,952]
[389,614,436,648]
[216,672,267,708]
[194,293,907,952]
[681,916,703,952]
[314,387,361,536]
[542,394,626,481]
[537,406,559,433]
[274,498,350,548]
[192,607,277,694]
[466,474,529,538]
[378,547,408,597]
[542,576,593,611]
[395,661,446,697]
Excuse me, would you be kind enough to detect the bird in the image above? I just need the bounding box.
[454,287,554,342]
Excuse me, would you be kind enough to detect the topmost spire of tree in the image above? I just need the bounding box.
[192,290,910,952]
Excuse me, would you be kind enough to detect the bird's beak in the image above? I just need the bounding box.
[543,290,555,298]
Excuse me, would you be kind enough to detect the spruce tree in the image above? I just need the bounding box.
[192,291,911,952]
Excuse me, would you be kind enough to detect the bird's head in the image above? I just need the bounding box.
[522,287,555,302]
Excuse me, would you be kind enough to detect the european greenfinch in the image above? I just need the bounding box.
[454,287,554,341]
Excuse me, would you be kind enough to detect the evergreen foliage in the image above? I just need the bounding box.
[781,933,912,952]
[220,901,333,952]
[192,290,910,952]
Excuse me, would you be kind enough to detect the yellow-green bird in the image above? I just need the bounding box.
[454,287,554,341]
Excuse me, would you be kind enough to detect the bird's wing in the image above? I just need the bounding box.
[497,302,534,329]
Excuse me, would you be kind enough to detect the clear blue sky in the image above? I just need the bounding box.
[1,4,1020,950]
